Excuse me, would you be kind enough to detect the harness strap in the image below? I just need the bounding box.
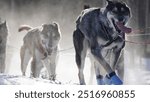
[102,24,124,47]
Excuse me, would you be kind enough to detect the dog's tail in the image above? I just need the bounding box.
[18,25,32,32]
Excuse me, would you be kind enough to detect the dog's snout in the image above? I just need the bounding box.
[118,16,124,22]
[48,50,52,55]
[47,48,53,55]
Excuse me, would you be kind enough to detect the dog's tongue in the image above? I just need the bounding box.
[116,22,132,33]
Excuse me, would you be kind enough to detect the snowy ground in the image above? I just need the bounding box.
[124,50,150,85]
[3,46,93,85]
[0,74,62,85]
[1,44,150,85]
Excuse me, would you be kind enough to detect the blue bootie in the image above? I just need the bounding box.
[110,74,123,85]
[96,75,105,85]
[104,75,112,85]
[104,72,123,85]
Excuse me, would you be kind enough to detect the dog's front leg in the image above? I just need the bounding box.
[43,54,57,81]
[111,49,122,70]
[36,40,48,59]
[110,48,125,80]
[91,46,122,85]
[49,61,56,81]
[91,47,113,74]
[103,48,124,85]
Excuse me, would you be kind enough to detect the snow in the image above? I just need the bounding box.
[1,44,150,85]
[0,74,62,85]
[4,45,95,85]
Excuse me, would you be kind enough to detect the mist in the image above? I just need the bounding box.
[0,0,104,84]
[0,0,150,84]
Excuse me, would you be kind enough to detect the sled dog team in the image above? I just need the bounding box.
[0,0,132,85]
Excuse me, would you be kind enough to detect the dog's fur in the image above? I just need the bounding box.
[19,23,61,80]
[73,0,131,85]
[0,20,8,73]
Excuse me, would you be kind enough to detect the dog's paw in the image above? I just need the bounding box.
[104,73,123,85]
[96,75,105,85]
[49,75,56,81]
[110,74,123,85]
[104,75,112,85]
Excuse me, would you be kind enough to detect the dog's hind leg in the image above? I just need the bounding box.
[20,46,31,76]
[88,57,95,84]
[43,53,58,81]
[73,29,88,85]
[0,54,6,73]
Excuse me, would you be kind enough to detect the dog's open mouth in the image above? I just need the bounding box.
[116,22,132,33]
[112,19,132,33]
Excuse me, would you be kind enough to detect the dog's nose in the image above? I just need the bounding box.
[118,16,124,22]
[47,49,53,55]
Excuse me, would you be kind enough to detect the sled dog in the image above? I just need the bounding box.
[19,23,61,80]
[0,20,8,73]
[73,0,131,85]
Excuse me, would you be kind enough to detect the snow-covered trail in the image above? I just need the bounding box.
[4,46,93,85]
[0,74,62,85]
[124,50,150,85]
[2,45,150,85]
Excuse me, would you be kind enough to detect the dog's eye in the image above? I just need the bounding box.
[112,7,118,13]
[121,7,125,12]
[111,10,117,14]
[111,11,117,14]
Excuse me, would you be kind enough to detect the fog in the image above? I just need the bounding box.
[0,0,150,84]
[0,0,104,84]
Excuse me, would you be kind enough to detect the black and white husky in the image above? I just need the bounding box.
[73,0,131,85]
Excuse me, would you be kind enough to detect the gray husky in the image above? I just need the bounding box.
[0,21,8,73]
[73,0,131,85]
[19,23,61,80]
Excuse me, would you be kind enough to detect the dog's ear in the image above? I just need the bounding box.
[0,20,7,27]
[106,0,113,5]
[52,22,61,36]
[120,1,127,6]
[52,22,59,29]
[3,21,6,26]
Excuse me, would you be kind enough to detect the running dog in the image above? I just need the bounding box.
[73,0,131,85]
[0,20,8,73]
[19,23,61,80]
